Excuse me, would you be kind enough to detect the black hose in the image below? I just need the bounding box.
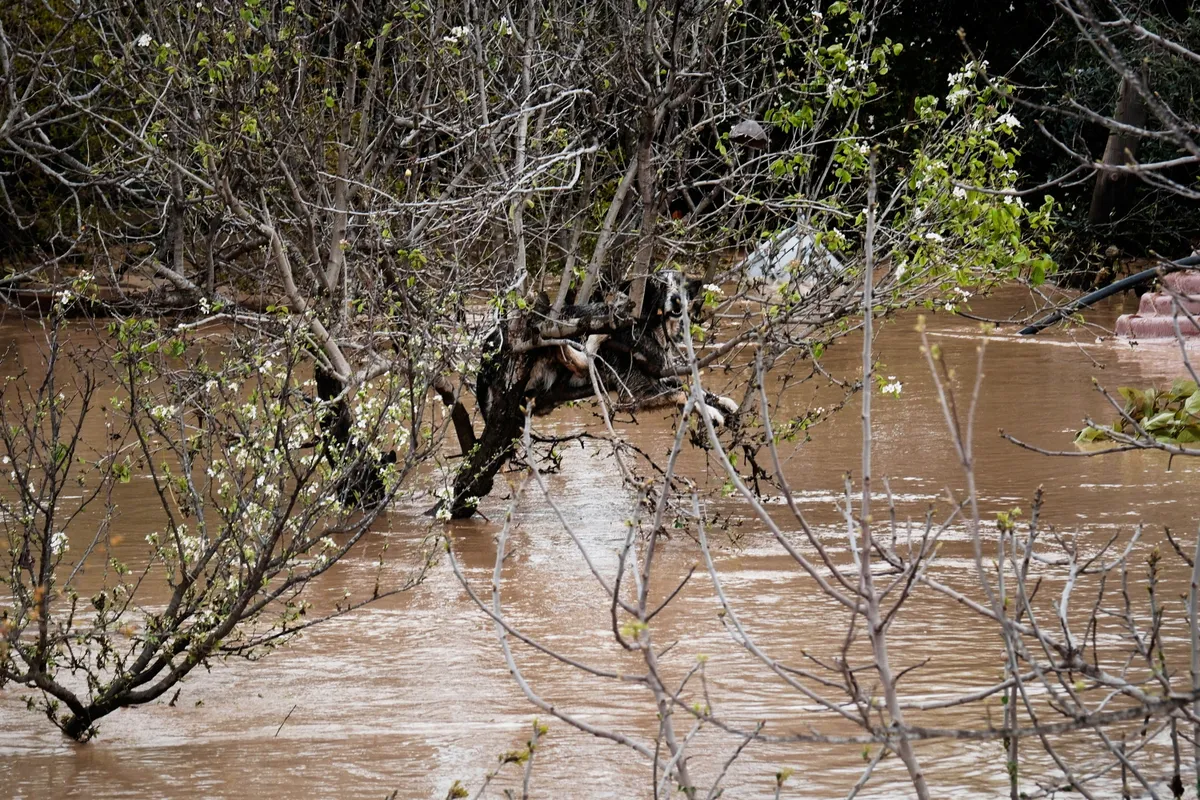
[1017,254,1200,335]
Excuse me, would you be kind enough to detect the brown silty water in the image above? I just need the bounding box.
[3,286,1200,799]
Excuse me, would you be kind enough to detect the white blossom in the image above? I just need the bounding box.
[135,33,152,47]
[995,112,1021,129]
[946,88,970,108]
[150,404,177,421]
[51,531,69,556]
[880,378,903,397]
[444,25,471,43]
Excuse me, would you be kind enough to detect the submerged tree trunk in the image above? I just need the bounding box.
[316,367,393,508]
[449,349,529,518]
[448,295,637,518]
[444,277,739,519]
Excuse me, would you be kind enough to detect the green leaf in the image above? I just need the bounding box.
[1185,390,1200,417]
[1029,262,1046,286]
[1144,411,1175,431]
[1171,379,1199,400]
[1176,427,1200,443]
[1118,386,1144,412]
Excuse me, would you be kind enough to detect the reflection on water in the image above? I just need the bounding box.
[4,287,1200,799]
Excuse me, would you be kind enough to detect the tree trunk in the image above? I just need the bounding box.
[629,106,660,318]
[449,343,529,518]
[1089,73,1148,226]
[316,367,391,508]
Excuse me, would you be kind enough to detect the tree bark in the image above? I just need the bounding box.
[629,105,660,318]
[450,347,528,518]
[1089,73,1148,226]
[433,375,476,456]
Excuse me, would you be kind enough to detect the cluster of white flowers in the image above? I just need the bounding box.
[50,531,69,556]
[497,16,514,36]
[286,423,313,450]
[880,378,903,397]
[946,59,988,87]
[135,32,152,47]
[703,283,724,297]
[178,528,206,562]
[55,289,73,308]
[194,607,219,630]
[150,404,177,421]
[823,228,847,249]
[945,60,990,109]
[231,444,250,469]
[995,112,1021,130]
[444,25,471,43]
[199,297,211,315]
[912,159,947,191]
[946,88,971,109]
[923,232,945,243]
[1002,194,1026,208]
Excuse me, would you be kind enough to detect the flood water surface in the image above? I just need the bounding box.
[4,288,1200,799]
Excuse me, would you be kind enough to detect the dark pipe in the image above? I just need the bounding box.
[1018,254,1200,335]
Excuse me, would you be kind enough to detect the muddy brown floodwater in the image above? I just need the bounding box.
[4,287,1200,799]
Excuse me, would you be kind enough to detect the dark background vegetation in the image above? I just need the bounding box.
[874,0,1199,282]
[3,1,1197,280]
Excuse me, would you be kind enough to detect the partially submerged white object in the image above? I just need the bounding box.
[738,228,846,292]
